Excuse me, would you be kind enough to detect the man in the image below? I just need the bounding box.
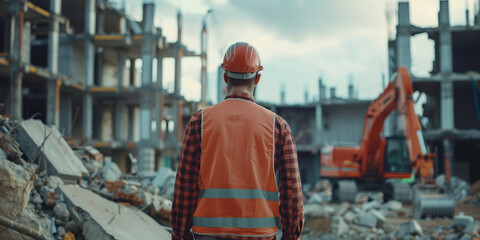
[170,42,304,240]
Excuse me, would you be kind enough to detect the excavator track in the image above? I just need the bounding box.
[391,182,412,203]
[332,180,357,202]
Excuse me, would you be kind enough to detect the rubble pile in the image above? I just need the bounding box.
[303,180,480,240]
[0,115,171,240]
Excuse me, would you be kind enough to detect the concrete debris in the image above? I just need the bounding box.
[357,214,377,228]
[464,221,480,234]
[0,158,37,219]
[12,119,88,182]
[366,209,385,227]
[0,131,22,162]
[453,212,474,228]
[102,156,122,181]
[436,174,470,202]
[0,204,52,240]
[0,115,172,240]
[54,203,70,221]
[384,200,403,211]
[303,179,480,240]
[304,204,336,218]
[57,226,66,237]
[151,167,176,198]
[85,146,103,162]
[393,220,423,238]
[60,185,170,240]
[361,200,380,211]
[307,193,325,205]
[330,216,348,236]
[47,175,64,190]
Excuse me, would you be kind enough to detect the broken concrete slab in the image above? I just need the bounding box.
[0,159,37,219]
[453,212,474,228]
[331,216,348,236]
[304,204,336,218]
[366,209,385,227]
[12,119,87,182]
[357,214,377,228]
[59,185,170,240]
[361,200,380,211]
[394,220,423,238]
[384,200,403,211]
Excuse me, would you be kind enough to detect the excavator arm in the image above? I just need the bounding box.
[356,67,434,183]
[395,68,435,183]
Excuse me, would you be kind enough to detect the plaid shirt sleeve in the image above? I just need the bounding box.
[275,116,305,240]
[170,111,202,240]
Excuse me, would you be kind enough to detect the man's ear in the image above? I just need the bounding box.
[224,73,228,83]
[254,73,261,85]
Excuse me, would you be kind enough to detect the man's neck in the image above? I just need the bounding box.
[228,86,254,96]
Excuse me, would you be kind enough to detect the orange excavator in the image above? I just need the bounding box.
[320,67,454,218]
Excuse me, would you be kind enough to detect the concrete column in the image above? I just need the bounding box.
[117,48,124,91]
[315,103,323,146]
[59,93,73,135]
[200,19,207,106]
[47,0,61,127]
[83,0,95,140]
[154,50,164,145]
[388,40,396,78]
[439,0,453,74]
[127,105,134,141]
[138,3,155,173]
[9,0,22,121]
[439,0,454,130]
[94,47,104,86]
[129,58,136,86]
[114,99,126,140]
[396,1,411,71]
[172,11,183,146]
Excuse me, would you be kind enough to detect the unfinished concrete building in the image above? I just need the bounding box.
[389,0,480,183]
[0,0,206,173]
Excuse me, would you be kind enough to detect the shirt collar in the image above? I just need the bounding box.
[225,91,255,102]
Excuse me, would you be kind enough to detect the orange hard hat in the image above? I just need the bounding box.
[221,42,263,80]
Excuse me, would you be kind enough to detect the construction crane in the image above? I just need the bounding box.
[320,67,455,219]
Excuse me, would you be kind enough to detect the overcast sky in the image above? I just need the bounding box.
[118,0,477,104]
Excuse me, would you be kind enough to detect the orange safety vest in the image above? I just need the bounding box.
[192,98,280,238]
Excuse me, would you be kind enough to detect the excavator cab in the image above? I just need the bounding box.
[384,136,412,176]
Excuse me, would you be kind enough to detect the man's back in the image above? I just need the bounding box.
[192,98,279,238]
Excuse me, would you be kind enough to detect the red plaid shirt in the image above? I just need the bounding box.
[170,92,304,240]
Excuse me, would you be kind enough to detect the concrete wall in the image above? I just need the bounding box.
[322,103,369,145]
[101,104,113,141]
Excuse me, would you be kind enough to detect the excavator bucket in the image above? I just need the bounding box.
[412,186,455,219]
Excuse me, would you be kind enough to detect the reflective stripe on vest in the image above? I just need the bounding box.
[192,98,279,237]
[199,188,279,202]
